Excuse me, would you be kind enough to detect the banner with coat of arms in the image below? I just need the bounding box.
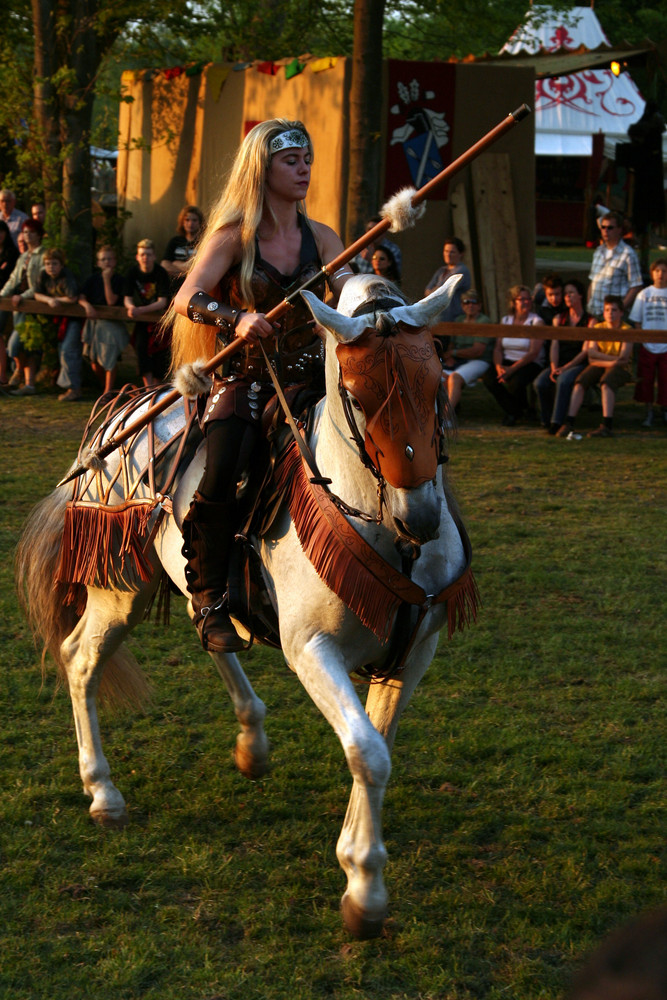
[385,62,456,201]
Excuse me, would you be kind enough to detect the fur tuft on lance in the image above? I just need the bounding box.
[173,359,213,400]
[381,187,426,233]
[79,447,107,474]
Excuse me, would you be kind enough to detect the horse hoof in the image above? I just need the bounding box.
[90,807,129,829]
[234,743,269,781]
[341,893,386,940]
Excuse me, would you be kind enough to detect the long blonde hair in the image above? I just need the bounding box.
[170,118,313,371]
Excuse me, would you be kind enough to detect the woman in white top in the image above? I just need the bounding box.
[482,284,544,425]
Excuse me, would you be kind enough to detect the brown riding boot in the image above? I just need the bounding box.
[181,492,245,653]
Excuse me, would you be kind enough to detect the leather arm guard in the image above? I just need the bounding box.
[187,291,246,342]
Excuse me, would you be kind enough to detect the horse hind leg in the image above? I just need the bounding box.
[208,651,269,780]
[60,584,153,828]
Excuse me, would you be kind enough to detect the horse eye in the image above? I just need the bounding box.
[350,396,362,411]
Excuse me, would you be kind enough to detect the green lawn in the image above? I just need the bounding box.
[1,386,665,1000]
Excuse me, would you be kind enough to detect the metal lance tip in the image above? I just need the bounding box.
[511,104,532,122]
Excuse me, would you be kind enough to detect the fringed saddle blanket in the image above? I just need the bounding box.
[55,385,201,606]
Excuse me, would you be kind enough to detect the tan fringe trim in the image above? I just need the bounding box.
[55,500,155,605]
[275,441,479,644]
[275,444,401,641]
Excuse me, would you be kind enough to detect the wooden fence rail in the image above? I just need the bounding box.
[2,298,667,344]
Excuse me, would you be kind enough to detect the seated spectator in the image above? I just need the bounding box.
[161,205,204,292]
[32,248,82,401]
[1,219,45,395]
[424,236,471,334]
[0,219,20,390]
[350,216,402,278]
[123,238,170,387]
[482,284,544,425]
[629,257,667,427]
[440,289,492,411]
[535,278,590,434]
[371,244,401,284]
[80,244,129,397]
[534,272,567,325]
[557,294,632,439]
[0,189,28,248]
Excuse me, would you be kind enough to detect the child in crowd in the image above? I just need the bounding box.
[80,245,129,396]
[557,294,632,439]
[534,272,567,325]
[629,257,667,427]
[31,248,82,401]
[123,238,170,386]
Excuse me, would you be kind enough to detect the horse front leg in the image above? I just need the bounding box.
[289,634,392,939]
[208,651,269,780]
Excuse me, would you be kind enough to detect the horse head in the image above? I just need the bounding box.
[302,273,461,544]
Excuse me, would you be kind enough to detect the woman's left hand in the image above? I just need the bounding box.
[235,311,276,344]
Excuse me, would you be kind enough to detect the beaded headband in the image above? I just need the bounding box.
[269,129,310,154]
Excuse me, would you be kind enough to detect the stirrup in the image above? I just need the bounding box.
[195,599,245,653]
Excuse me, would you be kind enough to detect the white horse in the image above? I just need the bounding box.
[16,273,475,939]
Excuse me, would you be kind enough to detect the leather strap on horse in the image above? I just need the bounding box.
[274,440,479,649]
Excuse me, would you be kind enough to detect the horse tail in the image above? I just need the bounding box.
[15,485,151,711]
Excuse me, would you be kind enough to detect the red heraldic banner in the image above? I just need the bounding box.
[385,62,457,201]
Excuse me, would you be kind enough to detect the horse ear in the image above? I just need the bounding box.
[387,272,464,328]
[301,290,370,344]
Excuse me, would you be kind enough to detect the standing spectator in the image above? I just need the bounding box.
[161,205,204,294]
[424,236,471,329]
[441,289,492,412]
[2,219,45,395]
[80,245,129,397]
[535,278,590,434]
[629,257,667,427]
[123,238,170,386]
[350,216,402,278]
[587,212,642,319]
[0,189,28,249]
[31,248,82,400]
[482,284,544,426]
[371,244,401,285]
[30,202,46,226]
[557,295,632,439]
[0,219,19,389]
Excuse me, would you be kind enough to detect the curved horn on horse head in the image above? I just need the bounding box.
[301,289,371,344]
[384,272,464,329]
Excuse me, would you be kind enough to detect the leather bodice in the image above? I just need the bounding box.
[220,216,327,383]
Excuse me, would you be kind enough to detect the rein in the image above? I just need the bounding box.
[258,338,385,524]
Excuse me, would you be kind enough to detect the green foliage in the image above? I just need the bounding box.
[1,375,665,998]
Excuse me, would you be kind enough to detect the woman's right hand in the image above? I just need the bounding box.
[235,311,276,344]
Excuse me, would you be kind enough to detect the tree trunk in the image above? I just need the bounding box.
[345,0,386,246]
[60,0,101,275]
[31,0,62,210]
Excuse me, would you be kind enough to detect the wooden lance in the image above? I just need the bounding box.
[58,103,531,488]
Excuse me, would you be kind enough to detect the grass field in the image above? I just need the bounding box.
[1,380,665,1000]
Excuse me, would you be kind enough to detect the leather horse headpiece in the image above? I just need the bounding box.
[301,274,463,489]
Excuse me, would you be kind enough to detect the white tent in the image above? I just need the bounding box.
[502,5,647,157]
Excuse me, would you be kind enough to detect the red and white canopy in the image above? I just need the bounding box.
[502,5,646,156]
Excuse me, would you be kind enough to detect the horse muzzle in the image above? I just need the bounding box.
[390,483,442,545]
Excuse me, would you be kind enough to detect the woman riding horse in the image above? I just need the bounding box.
[171,119,351,653]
